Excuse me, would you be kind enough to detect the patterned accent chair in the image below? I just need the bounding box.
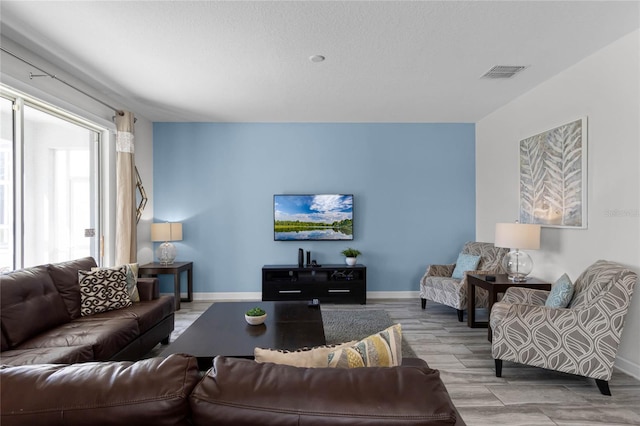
[419,242,509,321]
[491,260,638,395]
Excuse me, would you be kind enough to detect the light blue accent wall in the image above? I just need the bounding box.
[153,123,475,295]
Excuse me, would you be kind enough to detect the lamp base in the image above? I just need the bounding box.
[508,274,529,282]
[503,249,534,283]
[156,242,177,265]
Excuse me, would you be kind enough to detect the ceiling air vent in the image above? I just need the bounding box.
[481,65,527,79]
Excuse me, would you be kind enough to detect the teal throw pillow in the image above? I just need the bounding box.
[545,273,574,308]
[451,253,481,280]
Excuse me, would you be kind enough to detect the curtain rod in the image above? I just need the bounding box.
[1,46,125,117]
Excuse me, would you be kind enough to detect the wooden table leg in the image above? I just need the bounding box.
[186,266,193,302]
[467,279,476,327]
[174,272,181,311]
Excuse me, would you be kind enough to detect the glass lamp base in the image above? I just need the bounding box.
[503,249,533,282]
[156,242,177,265]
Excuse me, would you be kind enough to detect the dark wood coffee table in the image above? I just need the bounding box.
[160,301,326,370]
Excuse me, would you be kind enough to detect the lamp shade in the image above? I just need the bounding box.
[151,222,183,242]
[494,222,540,250]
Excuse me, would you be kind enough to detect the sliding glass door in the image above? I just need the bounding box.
[0,97,13,272]
[1,90,102,270]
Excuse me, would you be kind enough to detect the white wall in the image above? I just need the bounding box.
[476,30,640,377]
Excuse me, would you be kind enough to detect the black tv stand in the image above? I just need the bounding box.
[262,264,367,304]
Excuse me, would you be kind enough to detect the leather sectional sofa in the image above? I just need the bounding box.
[1,353,466,426]
[0,257,174,365]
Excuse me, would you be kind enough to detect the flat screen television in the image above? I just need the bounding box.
[274,194,354,241]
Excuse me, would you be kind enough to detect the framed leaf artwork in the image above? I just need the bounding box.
[519,117,587,228]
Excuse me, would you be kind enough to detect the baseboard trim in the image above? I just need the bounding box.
[615,355,640,380]
[163,291,420,302]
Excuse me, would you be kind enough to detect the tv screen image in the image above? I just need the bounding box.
[274,194,354,241]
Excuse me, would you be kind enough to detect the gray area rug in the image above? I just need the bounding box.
[322,309,416,358]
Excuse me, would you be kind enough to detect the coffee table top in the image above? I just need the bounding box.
[160,301,325,368]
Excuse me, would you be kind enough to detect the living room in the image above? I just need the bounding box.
[1,1,639,425]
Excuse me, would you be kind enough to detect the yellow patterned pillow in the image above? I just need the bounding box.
[327,324,402,368]
[254,341,357,367]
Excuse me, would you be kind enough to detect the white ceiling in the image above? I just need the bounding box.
[1,1,638,122]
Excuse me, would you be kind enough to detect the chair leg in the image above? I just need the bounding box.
[457,309,464,322]
[495,359,502,377]
[596,379,611,396]
[421,298,426,309]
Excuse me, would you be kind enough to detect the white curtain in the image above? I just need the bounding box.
[115,111,137,265]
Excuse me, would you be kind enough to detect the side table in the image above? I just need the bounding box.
[139,261,193,311]
[467,273,551,341]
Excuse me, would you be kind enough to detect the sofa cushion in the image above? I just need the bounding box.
[79,269,132,316]
[190,356,461,426]
[0,345,94,366]
[0,354,200,426]
[0,265,70,348]
[328,324,402,368]
[18,318,139,361]
[255,341,356,368]
[73,297,174,335]
[48,257,97,319]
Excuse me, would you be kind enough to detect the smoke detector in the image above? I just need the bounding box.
[481,65,527,79]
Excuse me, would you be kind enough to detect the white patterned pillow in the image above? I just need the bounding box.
[327,324,402,368]
[78,269,132,316]
[545,273,574,308]
[254,341,357,367]
[91,264,140,303]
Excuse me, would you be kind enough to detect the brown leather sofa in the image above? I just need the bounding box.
[0,257,174,365]
[0,354,466,426]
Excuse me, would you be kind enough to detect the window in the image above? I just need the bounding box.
[1,89,103,270]
[0,97,13,272]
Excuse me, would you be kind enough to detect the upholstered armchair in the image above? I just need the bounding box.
[491,260,638,395]
[419,242,509,321]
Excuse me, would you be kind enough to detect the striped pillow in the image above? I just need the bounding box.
[327,324,402,368]
[254,341,357,367]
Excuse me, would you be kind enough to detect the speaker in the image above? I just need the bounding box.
[306,251,311,267]
[298,248,304,267]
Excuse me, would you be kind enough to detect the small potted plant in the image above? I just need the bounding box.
[340,248,361,266]
[245,307,267,325]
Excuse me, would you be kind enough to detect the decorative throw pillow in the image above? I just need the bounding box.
[91,264,140,303]
[545,273,574,308]
[327,324,402,368]
[79,269,132,316]
[254,341,357,368]
[451,253,481,279]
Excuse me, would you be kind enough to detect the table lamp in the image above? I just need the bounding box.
[494,222,541,282]
[151,222,183,265]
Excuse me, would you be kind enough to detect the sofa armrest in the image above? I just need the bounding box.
[502,287,549,305]
[136,277,160,301]
[420,264,455,286]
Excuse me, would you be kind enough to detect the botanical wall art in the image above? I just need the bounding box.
[519,117,587,228]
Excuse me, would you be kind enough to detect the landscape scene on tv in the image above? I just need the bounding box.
[274,194,353,241]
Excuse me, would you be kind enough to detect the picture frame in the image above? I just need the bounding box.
[519,117,587,228]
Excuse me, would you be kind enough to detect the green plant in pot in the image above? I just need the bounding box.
[245,307,267,325]
[341,248,361,266]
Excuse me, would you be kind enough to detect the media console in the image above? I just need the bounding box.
[262,264,366,304]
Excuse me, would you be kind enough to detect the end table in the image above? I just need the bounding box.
[467,273,551,341]
[138,261,193,310]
